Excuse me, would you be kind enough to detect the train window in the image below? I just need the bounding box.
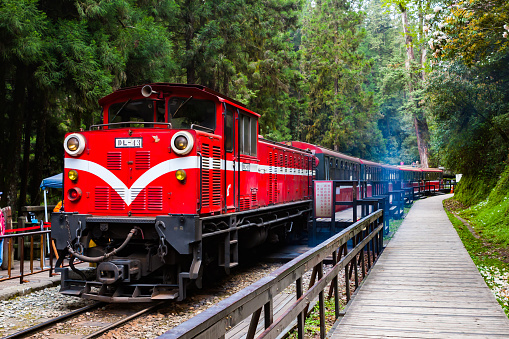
[168,97,216,131]
[109,99,165,127]
[324,156,330,179]
[225,106,234,152]
[239,112,257,156]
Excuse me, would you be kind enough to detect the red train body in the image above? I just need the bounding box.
[52,84,314,302]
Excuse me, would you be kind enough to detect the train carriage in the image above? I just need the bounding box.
[52,83,314,302]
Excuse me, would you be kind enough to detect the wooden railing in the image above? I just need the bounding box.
[159,209,384,339]
[0,206,57,283]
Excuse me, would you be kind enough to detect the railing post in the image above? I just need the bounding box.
[30,235,34,273]
[318,261,325,339]
[296,278,304,339]
[20,236,24,284]
[8,238,12,278]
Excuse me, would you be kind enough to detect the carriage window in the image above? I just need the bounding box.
[239,112,257,156]
[108,99,165,127]
[225,106,234,152]
[169,97,216,131]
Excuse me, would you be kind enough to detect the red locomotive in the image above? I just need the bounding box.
[52,83,314,302]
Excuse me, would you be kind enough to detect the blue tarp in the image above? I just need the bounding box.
[40,173,63,190]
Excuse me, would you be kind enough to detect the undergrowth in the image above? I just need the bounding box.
[287,297,340,339]
[458,166,509,247]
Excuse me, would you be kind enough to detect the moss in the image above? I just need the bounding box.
[459,166,509,247]
[454,174,496,207]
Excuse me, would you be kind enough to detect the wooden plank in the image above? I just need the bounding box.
[226,293,295,339]
[330,195,509,338]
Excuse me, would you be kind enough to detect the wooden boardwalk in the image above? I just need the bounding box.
[330,194,509,338]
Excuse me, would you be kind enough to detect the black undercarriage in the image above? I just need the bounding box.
[52,201,312,302]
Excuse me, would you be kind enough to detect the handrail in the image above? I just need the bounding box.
[159,209,384,339]
[89,121,172,130]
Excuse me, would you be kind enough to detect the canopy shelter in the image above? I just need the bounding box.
[40,173,63,223]
[40,173,63,190]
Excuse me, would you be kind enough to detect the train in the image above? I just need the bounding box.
[51,83,442,302]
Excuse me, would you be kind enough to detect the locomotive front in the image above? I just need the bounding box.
[52,84,220,302]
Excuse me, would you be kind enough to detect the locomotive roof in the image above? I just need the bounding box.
[98,83,258,116]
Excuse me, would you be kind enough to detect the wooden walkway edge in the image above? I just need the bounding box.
[330,194,509,338]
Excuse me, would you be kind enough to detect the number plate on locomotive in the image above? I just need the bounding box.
[115,138,143,148]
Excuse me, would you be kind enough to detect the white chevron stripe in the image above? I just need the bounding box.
[65,157,199,205]
[65,156,313,206]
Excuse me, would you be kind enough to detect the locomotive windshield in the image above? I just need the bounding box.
[169,97,216,131]
[108,99,165,127]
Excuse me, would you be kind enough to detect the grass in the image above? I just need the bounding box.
[384,207,410,241]
[456,166,509,247]
[287,297,342,339]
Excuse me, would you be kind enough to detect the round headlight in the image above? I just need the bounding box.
[174,136,188,150]
[67,137,79,151]
[175,169,187,182]
[67,187,82,202]
[171,131,194,155]
[64,133,86,156]
[68,170,78,182]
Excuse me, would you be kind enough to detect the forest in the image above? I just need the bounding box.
[0,0,508,214]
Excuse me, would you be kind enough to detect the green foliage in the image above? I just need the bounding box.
[427,53,509,176]
[426,0,509,66]
[454,175,496,207]
[300,0,385,160]
[459,166,509,247]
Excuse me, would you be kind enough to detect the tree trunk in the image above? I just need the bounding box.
[185,3,195,84]
[400,4,429,167]
[414,116,429,167]
[30,103,48,206]
[6,62,28,211]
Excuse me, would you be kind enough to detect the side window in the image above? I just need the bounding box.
[324,156,330,180]
[225,106,234,152]
[239,111,257,156]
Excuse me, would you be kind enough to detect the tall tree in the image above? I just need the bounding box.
[382,0,436,167]
[300,0,383,159]
[361,0,419,165]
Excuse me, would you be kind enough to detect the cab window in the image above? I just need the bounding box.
[239,111,257,156]
[168,97,216,131]
[225,106,234,152]
[108,99,165,127]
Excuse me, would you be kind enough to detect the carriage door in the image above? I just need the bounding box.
[224,104,236,212]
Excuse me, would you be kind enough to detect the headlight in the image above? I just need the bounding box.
[174,136,188,150]
[68,170,78,182]
[64,133,86,156]
[67,187,82,202]
[175,169,187,182]
[171,131,194,155]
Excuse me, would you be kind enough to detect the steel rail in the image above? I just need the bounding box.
[4,302,103,339]
[82,302,165,339]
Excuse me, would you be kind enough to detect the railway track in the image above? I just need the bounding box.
[0,259,285,338]
[4,301,164,339]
